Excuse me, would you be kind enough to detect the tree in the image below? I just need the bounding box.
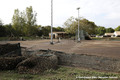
[0,26,6,37]
[19,12,27,36]
[12,6,37,36]
[55,26,65,32]
[80,19,97,35]
[96,26,106,35]
[36,26,65,37]
[26,6,37,36]
[12,9,23,36]
[0,19,7,37]
[63,16,97,35]
[4,24,15,37]
[42,26,51,36]
[0,20,6,37]
[36,25,43,36]
[106,28,114,33]
[115,26,120,31]
[63,16,77,34]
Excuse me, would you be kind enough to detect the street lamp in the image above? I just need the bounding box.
[77,7,80,42]
[50,0,53,44]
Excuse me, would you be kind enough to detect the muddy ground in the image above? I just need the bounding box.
[0,39,120,58]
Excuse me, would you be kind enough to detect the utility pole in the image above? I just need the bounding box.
[77,7,80,42]
[50,0,53,44]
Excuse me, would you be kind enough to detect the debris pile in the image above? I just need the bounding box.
[0,56,26,70]
[0,43,21,57]
[17,55,58,74]
[0,43,58,74]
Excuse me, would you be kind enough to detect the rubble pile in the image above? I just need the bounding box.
[0,57,26,70]
[0,43,58,74]
[17,55,58,74]
[0,43,21,57]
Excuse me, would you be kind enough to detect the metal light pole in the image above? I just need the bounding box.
[77,7,80,42]
[50,0,53,44]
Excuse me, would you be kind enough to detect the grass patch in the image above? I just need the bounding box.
[0,66,120,80]
[0,37,9,41]
[22,36,41,40]
[0,36,43,41]
[109,37,120,41]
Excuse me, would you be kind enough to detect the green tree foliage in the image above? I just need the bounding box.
[36,25,42,36]
[64,17,77,34]
[41,26,51,36]
[0,19,6,37]
[80,19,97,35]
[26,6,37,36]
[0,20,6,37]
[115,26,120,31]
[96,26,106,35]
[0,23,16,37]
[19,12,27,36]
[12,6,37,37]
[4,24,15,37]
[0,19,15,37]
[12,9,24,36]
[63,16,97,35]
[54,26,65,32]
[0,26,6,37]
[36,26,65,37]
[106,28,114,33]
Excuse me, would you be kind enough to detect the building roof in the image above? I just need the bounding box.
[49,32,67,35]
[114,31,120,35]
[105,33,114,36]
[52,32,67,34]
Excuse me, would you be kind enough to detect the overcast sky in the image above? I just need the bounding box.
[0,0,120,28]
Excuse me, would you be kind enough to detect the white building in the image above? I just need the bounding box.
[49,32,68,39]
[114,31,120,37]
[104,33,114,37]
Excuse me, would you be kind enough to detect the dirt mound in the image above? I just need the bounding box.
[0,43,21,57]
[17,54,58,74]
[0,57,26,70]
